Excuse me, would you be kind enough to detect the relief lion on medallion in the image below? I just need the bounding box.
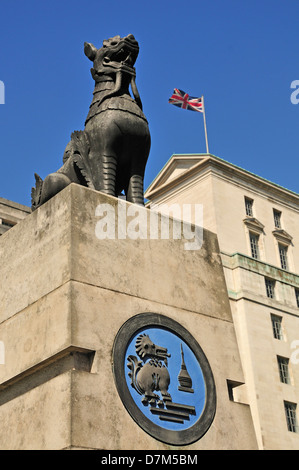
[127,334,172,406]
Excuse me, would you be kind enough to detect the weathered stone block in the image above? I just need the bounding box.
[0,184,257,449]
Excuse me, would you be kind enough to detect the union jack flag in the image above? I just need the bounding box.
[168,88,203,112]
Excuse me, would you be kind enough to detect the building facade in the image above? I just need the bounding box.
[0,197,30,236]
[145,153,299,450]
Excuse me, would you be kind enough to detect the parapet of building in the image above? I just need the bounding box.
[0,197,30,236]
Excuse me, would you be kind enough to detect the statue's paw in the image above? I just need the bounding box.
[162,392,172,402]
[141,396,149,406]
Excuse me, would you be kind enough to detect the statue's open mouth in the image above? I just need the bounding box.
[156,347,171,365]
[103,50,134,67]
[102,35,139,71]
[102,41,138,74]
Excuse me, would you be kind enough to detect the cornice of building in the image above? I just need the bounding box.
[0,196,31,213]
[145,153,299,209]
[221,251,299,287]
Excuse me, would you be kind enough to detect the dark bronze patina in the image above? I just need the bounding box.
[31,34,150,210]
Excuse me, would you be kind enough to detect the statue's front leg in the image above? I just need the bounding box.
[126,136,150,205]
[85,115,122,196]
[99,153,117,196]
[125,120,150,205]
[126,174,144,205]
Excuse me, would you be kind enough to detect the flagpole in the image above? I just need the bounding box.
[202,95,209,154]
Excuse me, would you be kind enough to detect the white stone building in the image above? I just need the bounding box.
[145,153,299,450]
[0,197,30,236]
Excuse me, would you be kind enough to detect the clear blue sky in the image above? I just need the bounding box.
[0,0,298,207]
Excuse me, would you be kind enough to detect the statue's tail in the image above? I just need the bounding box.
[127,355,143,395]
[69,131,95,189]
[31,173,43,211]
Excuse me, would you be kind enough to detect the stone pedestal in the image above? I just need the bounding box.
[0,184,257,450]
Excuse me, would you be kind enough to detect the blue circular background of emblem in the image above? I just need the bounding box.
[125,327,206,431]
[113,313,217,446]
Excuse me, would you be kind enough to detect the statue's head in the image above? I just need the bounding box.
[84,34,139,80]
[135,334,171,365]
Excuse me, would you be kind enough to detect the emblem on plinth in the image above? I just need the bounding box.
[113,313,216,446]
[127,334,196,425]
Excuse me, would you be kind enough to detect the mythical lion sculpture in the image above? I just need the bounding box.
[127,334,172,406]
[31,34,150,210]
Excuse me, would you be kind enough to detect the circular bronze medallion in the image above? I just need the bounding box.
[112,313,216,446]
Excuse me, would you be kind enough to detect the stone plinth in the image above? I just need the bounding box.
[0,184,257,449]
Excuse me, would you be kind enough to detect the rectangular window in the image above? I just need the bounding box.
[295,289,299,308]
[249,232,260,259]
[273,209,282,229]
[284,401,298,433]
[265,278,275,299]
[245,197,254,217]
[271,314,283,340]
[277,356,291,384]
[1,219,15,228]
[278,244,288,270]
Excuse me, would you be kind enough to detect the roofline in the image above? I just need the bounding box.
[0,196,31,212]
[145,153,299,201]
[144,153,209,195]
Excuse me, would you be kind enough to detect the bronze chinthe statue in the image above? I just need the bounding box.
[31,34,151,210]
